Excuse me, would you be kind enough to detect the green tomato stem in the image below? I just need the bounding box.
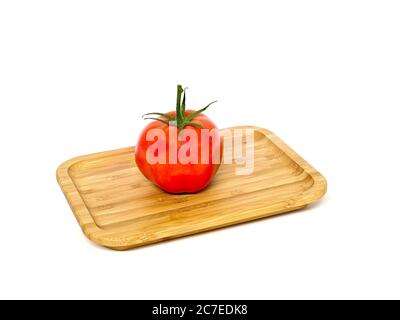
[142,84,217,130]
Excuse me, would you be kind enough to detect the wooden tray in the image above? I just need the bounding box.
[57,126,327,250]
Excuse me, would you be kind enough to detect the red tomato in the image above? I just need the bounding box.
[135,85,222,194]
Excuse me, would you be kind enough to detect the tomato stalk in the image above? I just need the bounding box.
[143,84,217,130]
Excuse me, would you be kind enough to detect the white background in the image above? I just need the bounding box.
[1,1,399,300]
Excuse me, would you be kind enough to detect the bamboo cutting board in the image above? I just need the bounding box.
[57,126,327,250]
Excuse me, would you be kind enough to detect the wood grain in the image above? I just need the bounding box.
[57,126,327,250]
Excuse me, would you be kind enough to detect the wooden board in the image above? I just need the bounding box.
[57,126,327,250]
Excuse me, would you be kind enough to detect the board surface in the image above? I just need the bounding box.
[57,126,327,250]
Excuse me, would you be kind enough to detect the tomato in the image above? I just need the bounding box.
[135,85,222,194]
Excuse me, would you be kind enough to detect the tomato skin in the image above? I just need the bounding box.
[135,110,222,194]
